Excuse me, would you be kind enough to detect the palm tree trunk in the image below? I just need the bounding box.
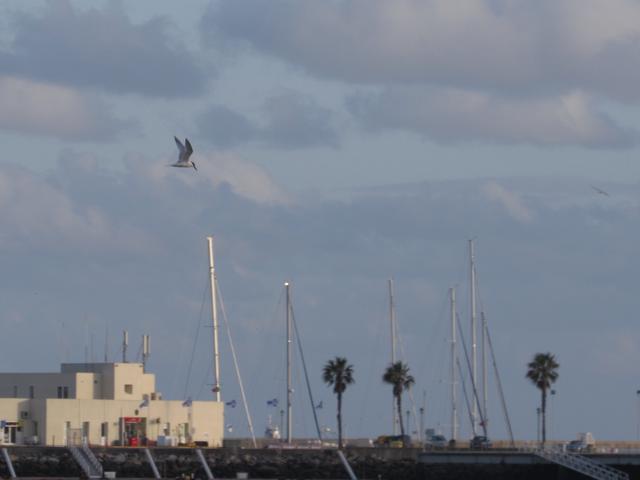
[337,391,343,449]
[541,387,547,448]
[397,393,405,438]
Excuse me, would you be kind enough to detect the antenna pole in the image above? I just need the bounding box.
[207,236,221,402]
[142,335,150,371]
[469,239,478,434]
[389,278,398,435]
[450,287,458,442]
[285,282,293,444]
[122,330,128,363]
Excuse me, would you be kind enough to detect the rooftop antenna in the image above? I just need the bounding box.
[142,335,150,371]
[104,323,109,363]
[122,330,128,363]
[207,236,222,402]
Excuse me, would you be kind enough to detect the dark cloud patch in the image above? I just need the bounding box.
[2,1,207,97]
[197,92,340,149]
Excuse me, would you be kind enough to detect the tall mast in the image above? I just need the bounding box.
[122,330,128,363]
[389,278,398,435]
[285,282,293,444]
[450,287,458,442]
[207,236,221,402]
[469,239,478,434]
[482,309,488,432]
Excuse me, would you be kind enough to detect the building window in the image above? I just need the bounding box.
[13,386,17,398]
[57,386,63,398]
[124,384,133,394]
[63,386,69,398]
[29,386,34,399]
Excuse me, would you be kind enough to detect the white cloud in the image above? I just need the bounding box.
[206,0,640,101]
[0,75,130,140]
[347,87,635,147]
[482,181,534,223]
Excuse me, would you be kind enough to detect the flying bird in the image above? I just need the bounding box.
[172,136,197,171]
[590,185,610,197]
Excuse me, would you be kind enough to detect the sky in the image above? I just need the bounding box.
[1,0,640,443]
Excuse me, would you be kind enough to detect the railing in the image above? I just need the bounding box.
[1,448,17,478]
[195,448,215,480]
[68,445,102,479]
[81,444,103,478]
[143,448,161,479]
[532,448,629,480]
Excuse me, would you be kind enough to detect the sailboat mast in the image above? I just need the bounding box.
[207,236,221,402]
[389,278,398,435]
[469,239,477,434]
[285,281,293,444]
[482,309,488,431]
[450,287,458,442]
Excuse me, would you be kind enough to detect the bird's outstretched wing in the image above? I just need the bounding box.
[590,185,610,196]
[185,138,194,157]
[174,136,185,154]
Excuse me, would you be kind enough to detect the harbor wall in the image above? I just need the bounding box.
[0,446,638,479]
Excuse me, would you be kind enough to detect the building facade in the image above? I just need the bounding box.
[0,362,223,447]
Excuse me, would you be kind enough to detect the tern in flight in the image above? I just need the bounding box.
[172,137,196,171]
[590,185,610,197]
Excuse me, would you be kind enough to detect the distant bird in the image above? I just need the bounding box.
[267,398,279,407]
[226,399,237,408]
[172,136,196,171]
[591,185,610,197]
[315,401,323,410]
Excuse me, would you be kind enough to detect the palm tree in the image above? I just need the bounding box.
[526,352,559,447]
[382,361,415,439]
[322,357,355,449]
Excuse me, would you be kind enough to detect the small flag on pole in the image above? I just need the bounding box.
[139,398,149,408]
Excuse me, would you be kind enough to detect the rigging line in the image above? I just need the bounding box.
[455,313,488,437]
[290,301,323,441]
[484,313,515,446]
[216,279,257,448]
[182,279,209,399]
[456,358,474,435]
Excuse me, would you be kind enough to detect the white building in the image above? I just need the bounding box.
[0,362,223,447]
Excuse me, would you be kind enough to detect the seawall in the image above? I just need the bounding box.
[0,446,638,479]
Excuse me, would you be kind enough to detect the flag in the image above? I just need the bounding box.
[267,398,278,407]
[182,397,193,407]
[226,399,237,408]
[139,398,149,408]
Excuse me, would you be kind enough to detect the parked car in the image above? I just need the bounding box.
[566,440,592,453]
[424,434,447,450]
[469,435,492,450]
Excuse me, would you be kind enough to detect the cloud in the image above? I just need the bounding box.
[1,0,206,97]
[197,91,340,149]
[482,181,534,223]
[347,87,636,147]
[0,75,132,141]
[203,0,640,101]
